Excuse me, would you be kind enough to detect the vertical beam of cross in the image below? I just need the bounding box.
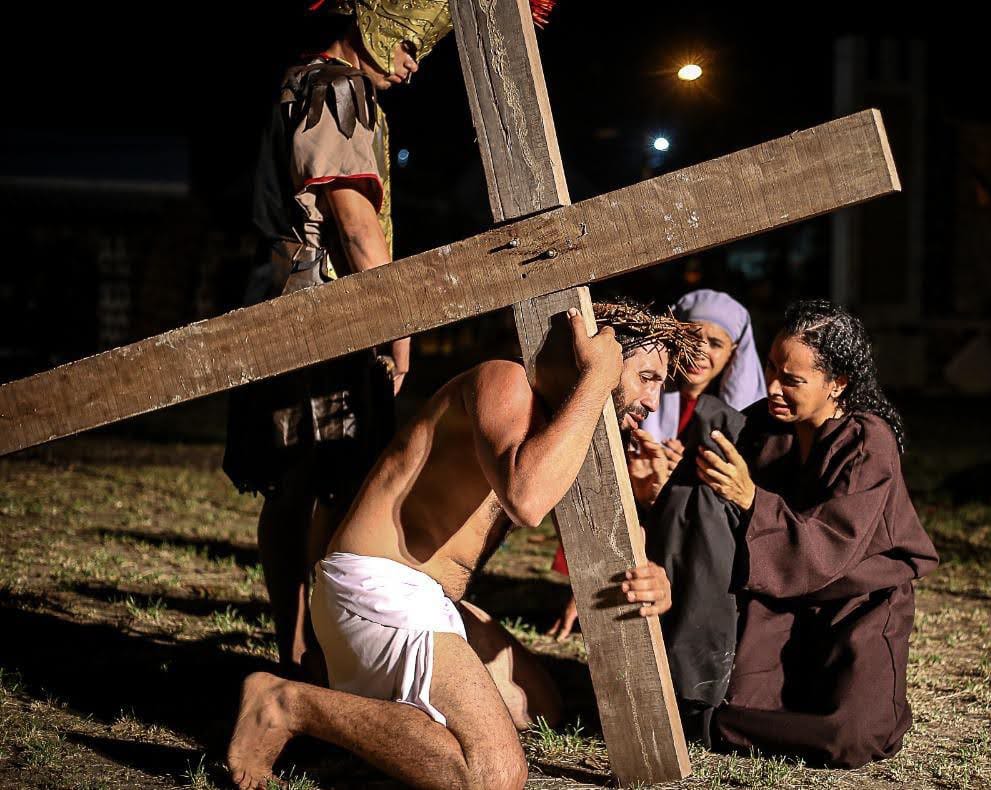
[450,0,691,783]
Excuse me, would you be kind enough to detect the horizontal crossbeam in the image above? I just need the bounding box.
[0,109,899,456]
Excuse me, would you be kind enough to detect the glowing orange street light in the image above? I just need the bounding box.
[678,64,703,81]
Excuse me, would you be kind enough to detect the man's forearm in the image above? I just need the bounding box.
[329,193,412,374]
[340,230,386,274]
[507,372,614,525]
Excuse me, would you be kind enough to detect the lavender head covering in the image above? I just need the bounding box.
[642,289,766,440]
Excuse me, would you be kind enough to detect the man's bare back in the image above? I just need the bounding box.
[331,360,537,600]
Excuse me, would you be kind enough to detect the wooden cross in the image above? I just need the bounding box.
[0,1,900,783]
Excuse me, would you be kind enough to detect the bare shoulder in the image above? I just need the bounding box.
[463,361,540,432]
[472,359,529,389]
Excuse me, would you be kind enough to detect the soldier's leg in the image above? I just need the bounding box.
[257,462,316,676]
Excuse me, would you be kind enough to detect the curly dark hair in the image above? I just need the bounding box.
[782,300,906,452]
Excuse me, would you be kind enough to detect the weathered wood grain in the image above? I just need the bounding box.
[451,0,570,220]
[451,0,689,781]
[516,290,692,782]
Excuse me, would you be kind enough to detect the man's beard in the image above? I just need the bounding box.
[613,383,648,435]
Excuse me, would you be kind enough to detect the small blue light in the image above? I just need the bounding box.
[653,137,670,152]
[397,148,410,166]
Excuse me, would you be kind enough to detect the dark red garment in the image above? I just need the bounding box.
[551,541,569,574]
[677,393,698,436]
[713,402,939,768]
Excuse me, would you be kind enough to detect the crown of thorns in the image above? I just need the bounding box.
[593,301,704,381]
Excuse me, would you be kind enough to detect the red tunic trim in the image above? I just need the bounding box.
[304,173,384,214]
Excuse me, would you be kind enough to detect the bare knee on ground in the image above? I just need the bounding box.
[431,631,529,789]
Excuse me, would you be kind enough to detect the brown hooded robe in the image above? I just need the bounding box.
[713,402,939,768]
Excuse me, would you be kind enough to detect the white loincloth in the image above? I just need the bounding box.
[311,551,467,726]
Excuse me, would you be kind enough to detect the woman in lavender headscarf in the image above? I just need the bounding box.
[643,288,766,457]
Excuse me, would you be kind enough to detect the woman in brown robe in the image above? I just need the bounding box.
[697,300,938,768]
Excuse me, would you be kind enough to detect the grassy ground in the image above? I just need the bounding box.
[0,400,988,789]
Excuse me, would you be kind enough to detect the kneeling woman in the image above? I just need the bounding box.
[698,300,938,768]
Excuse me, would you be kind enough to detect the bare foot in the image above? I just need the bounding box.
[227,672,294,790]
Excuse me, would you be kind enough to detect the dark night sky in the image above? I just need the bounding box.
[3,6,984,214]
